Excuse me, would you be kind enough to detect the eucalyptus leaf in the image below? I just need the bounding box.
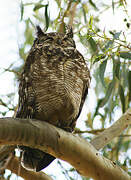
[20,1,24,21]
[119,84,125,113]
[88,36,97,53]
[99,59,107,87]
[45,4,49,31]
[100,80,115,107]
[103,40,113,50]
[89,0,98,10]
[113,59,120,79]
[82,4,87,23]
[128,71,131,101]
[33,4,46,11]
[112,31,121,39]
[120,52,131,60]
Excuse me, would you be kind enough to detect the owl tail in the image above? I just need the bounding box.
[36,153,55,172]
[20,146,55,172]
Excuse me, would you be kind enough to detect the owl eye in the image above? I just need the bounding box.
[47,37,54,41]
[39,37,54,44]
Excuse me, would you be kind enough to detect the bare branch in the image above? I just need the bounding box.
[0,116,130,180]
[91,108,131,150]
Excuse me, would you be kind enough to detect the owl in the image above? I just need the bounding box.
[16,25,90,172]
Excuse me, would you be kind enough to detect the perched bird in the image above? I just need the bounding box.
[16,25,90,172]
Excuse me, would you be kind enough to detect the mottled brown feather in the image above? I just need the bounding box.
[16,26,90,172]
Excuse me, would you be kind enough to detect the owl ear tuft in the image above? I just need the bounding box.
[36,26,46,38]
[64,25,73,38]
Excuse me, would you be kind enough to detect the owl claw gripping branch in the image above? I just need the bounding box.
[16,25,90,172]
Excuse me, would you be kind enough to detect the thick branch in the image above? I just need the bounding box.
[0,117,130,180]
[91,108,131,150]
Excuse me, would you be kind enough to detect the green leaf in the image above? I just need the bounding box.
[120,52,131,60]
[89,15,93,28]
[113,31,121,39]
[93,54,106,64]
[113,58,120,79]
[28,18,35,28]
[103,40,113,50]
[89,0,98,10]
[88,36,97,53]
[93,98,105,117]
[45,4,49,31]
[99,59,107,87]
[110,31,121,39]
[100,80,115,107]
[112,0,115,13]
[128,71,131,101]
[79,33,88,47]
[82,4,87,23]
[33,4,46,11]
[119,84,125,113]
[20,1,24,21]
[24,19,34,45]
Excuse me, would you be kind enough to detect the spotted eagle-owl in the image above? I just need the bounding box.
[16,25,90,172]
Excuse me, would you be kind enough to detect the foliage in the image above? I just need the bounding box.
[0,0,131,179]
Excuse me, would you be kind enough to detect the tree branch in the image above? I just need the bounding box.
[7,157,53,180]
[0,115,130,180]
[91,108,131,150]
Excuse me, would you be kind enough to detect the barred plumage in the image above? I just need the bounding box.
[16,26,90,172]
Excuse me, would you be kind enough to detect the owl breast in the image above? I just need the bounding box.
[29,44,87,131]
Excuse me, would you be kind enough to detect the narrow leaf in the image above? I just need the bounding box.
[20,1,24,21]
[103,40,113,50]
[82,4,87,23]
[99,59,107,87]
[100,80,115,107]
[120,52,131,60]
[119,84,125,113]
[112,0,115,14]
[45,4,49,31]
[113,31,121,39]
[89,15,93,28]
[88,36,97,52]
[33,4,46,11]
[113,59,120,79]
[93,98,104,117]
[110,31,121,39]
[89,0,98,10]
[128,71,131,101]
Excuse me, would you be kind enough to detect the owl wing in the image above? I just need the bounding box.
[16,42,56,172]
[16,42,39,119]
[77,84,89,119]
[65,50,90,131]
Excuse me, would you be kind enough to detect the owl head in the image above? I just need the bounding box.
[35,25,76,48]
